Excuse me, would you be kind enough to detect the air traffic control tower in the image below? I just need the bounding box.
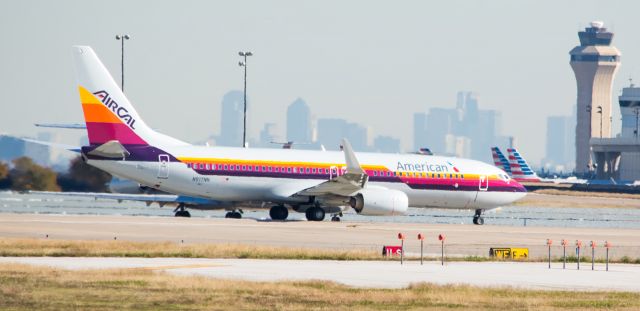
[569,21,621,175]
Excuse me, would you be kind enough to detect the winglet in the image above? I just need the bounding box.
[342,138,365,175]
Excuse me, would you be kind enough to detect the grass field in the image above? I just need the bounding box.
[1,238,639,264]
[0,263,639,310]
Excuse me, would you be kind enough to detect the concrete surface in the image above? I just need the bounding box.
[1,213,639,259]
[0,256,638,291]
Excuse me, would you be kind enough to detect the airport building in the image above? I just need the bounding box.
[590,84,640,181]
[569,21,621,175]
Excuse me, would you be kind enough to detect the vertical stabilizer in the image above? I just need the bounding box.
[506,148,540,182]
[72,46,186,148]
[491,147,511,175]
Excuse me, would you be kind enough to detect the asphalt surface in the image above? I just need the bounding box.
[1,213,639,259]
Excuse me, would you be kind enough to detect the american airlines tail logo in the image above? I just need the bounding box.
[93,90,137,129]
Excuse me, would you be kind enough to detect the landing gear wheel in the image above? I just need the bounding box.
[174,204,191,217]
[225,211,242,219]
[331,215,341,222]
[269,205,289,221]
[305,207,325,221]
[175,210,191,217]
[472,209,484,225]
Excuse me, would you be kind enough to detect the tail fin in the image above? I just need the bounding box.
[72,46,185,148]
[506,148,540,182]
[491,147,511,175]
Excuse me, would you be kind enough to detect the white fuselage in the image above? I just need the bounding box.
[88,145,527,210]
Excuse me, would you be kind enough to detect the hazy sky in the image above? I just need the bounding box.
[1,0,639,164]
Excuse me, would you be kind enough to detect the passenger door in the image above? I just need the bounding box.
[158,154,169,179]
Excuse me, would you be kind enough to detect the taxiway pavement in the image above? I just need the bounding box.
[1,213,639,258]
[1,256,638,291]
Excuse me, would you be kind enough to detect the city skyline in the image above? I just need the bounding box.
[2,1,640,166]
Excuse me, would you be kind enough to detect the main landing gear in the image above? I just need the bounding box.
[305,206,326,221]
[174,204,191,217]
[269,205,289,221]
[225,209,243,219]
[473,209,484,225]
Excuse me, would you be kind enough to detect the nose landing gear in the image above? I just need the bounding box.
[472,209,484,225]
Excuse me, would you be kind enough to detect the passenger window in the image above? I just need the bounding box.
[248,166,252,171]
[268,167,273,172]
[205,164,210,170]
[275,167,279,172]
[262,166,266,171]
[242,165,246,171]
[312,168,316,173]
[287,167,292,173]
[230,165,234,171]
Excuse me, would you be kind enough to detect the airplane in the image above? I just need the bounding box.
[491,147,541,183]
[506,148,542,183]
[59,46,526,225]
[490,147,511,176]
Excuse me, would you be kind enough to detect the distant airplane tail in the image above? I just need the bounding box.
[506,148,541,182]
[72,46,185,148]
[490,147,511,175]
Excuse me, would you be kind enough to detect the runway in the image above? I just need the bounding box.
[1,256,638,291]
[1,213,639,259]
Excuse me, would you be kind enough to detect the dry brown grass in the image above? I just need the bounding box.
[0,263,638,310]
[0,238,381,260]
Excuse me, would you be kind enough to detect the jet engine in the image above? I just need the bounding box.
[349,188,408,216]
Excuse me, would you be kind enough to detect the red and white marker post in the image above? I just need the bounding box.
[417,233,425,265]
[590,241,597,270]
[438,234,446,266]
[576,240,583,270]
[604,241,612,271]
[546,239,553,269]
[398,232,405,265]
[561,239,568,269]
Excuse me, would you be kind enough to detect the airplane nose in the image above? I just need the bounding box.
[512,180,527,193]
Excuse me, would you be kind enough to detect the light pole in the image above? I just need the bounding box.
[238,51,253,148]
[115,34,130,91]
[596,105,603,138]
[634,107,639,139]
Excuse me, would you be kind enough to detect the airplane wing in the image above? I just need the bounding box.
[294,139,368,197]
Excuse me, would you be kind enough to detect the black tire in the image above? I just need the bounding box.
[175,210,190,217]
[305,207,325,221]
[331,216,341,222]
[477,217,484,225]
[269,205,288,221]
[231,212,242,219]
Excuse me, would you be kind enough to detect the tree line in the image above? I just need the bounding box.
[0,156,112,192]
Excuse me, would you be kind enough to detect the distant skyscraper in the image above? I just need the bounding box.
[545,116,574,169]
[373,135,401,153]
[259,123,279,147]
[413,113,427,151]
[569,21,621,174]
[286,98,312,143]
[316,118,347,150]
[425,108,455,154]
[316,118,369,151]
[218,90,245,147]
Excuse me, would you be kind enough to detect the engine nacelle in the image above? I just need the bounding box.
[349,188,408,216]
